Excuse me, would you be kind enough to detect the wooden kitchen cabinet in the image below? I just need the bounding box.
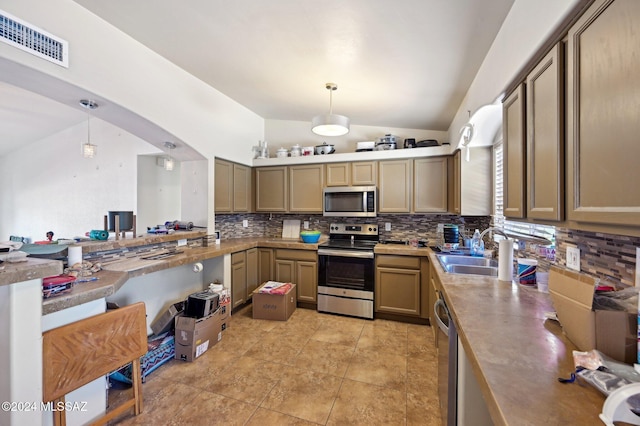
[375,255,421,317]
[352,161,377,186]
[215,159,252,213]
[447,151,461,214]
[246,248,258,296]
[413,157,448,213]
[502,84,526,219]
[378,159,412,213]
[325,163,351,186]
[231,251,247,309]
[289,164,324,212]
[566,0,640,226]
[257,248,273,285]
[526,43,564,221]
[255,166,288,212]
[274,249,318,304]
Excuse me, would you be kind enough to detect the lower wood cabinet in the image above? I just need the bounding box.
[257,248,273,285]
[231,248,258,309]
[274,249,318,304]
[375,255,429,319]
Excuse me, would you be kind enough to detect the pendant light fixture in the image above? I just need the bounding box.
[164,141,176,171]
[79,99,98,158]
[311,83,350,136]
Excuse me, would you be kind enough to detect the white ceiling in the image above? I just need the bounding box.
[0,0,515,156]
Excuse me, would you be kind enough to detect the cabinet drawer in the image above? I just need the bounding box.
[376,255,420,269]
[275,249,317,262]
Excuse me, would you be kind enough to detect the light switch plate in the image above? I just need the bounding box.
[567,246,580,271]
[303,221,309,229]
[385,222,391,231]
[242,219,248,228]
[177,239,187,247]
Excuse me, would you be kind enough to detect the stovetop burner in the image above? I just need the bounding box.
[320,223,379,250]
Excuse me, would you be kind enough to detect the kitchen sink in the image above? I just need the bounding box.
[436,254,498,277]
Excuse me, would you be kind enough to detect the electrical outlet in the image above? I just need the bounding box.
[385,222,391,231]
[242,219,248,228]
[303,221,309,229]
[567,246,580,271]
[177,239,187,247]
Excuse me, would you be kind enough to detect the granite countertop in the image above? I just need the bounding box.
[0,257,62,287]
[428,252,604,425]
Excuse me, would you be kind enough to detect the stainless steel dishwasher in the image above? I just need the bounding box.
[435,292,457,426]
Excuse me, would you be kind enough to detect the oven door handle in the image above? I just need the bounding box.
[317,249,374,259]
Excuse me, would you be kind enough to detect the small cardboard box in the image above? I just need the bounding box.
[151,301,185,335]
[549,267,636,364]
[174,309,222,362]
[252,283,297,321]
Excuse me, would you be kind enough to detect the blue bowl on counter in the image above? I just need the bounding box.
[300,231,321,243]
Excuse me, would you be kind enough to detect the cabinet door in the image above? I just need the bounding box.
[526,43,564,221]
[231,251,247,309]
[214,159,232,213]
[255,166,288,212]
[289,165,324,212]
[502,84,526,218]
[246,248,258,297]
[275,259,295,284]
[375,267,421,316]
[378,159,412,213]
[296,260,318,303]
[352,162,377,186]
[233,164,251,213]
[257,248,273,284]
[326,163,350,186]
[414,157,448,212]
[447,151,461,214]
[567,0,640,226]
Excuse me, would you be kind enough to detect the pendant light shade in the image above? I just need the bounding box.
[164,141,176,171]
[311,83,350,136]
[79,99,98,158]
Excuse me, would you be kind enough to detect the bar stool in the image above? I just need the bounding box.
[42,302,147,426]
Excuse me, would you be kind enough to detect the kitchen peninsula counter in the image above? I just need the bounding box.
[43,236,324,314]
[429,252,604,425]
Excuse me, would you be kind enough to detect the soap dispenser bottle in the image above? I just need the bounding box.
[471,229,483,256]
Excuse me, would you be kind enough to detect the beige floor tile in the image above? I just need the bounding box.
[245,407,319,425]
[407,388,442,426]
[260,367,343,424]
[357,325,408,356]
[203,355,286,405]
[408,323,436,357]
[243,331,308,363]
[310,317,365,347]
[407,355,438,395]
[171,389,258,425]
[345,347,407,391]
[154,349,238,385]
[293,339,356,377]
[327,379,406,426]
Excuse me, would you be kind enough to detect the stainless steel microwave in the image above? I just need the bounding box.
[323,186,377,217]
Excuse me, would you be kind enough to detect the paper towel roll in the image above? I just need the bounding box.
[68,245,83,267]
[498,240,514,282]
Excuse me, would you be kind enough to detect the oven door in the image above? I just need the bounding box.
[318,249,375,292]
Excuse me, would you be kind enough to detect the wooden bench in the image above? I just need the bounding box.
[43,302,147,425]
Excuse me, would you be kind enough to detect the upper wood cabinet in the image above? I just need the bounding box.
[325,161,377,187]
[414,157,448,213]
[502,84,526,219]
[255,166,288,212]
[378,159,412,213]
[567,0,640,226]
[289,164,324,212]
[352,161,377,186]
[447,151,461,215]
[526,43,564,221]
[215,159,252,213]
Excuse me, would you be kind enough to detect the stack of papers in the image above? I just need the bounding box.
[259,281,293,294]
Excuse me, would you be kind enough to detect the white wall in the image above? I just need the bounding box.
[447,0,580,142]
[180,160,209,228]
[136,156,182,232]
[265,119,449,154]
[0,118,160,241]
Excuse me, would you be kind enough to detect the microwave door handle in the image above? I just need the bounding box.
[363,192,367,213]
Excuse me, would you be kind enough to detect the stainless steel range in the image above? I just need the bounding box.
[317,223,378,319]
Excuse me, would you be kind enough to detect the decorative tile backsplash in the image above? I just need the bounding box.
[214,213,491,244]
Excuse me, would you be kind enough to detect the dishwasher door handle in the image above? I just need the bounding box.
[434,298,449,337]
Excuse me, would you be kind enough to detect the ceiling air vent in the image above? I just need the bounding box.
[0,9,68,68]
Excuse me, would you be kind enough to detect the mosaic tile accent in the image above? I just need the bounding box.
[83,237,203,265]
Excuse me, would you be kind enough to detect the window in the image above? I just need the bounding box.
[492,140,555,245]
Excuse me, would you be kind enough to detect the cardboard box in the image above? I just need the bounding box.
[174,309,222,362]
[252,283,297,321]
[549,267,636,364]
[151,301,185,335]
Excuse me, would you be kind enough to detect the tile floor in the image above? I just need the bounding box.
[109,305,442,425]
